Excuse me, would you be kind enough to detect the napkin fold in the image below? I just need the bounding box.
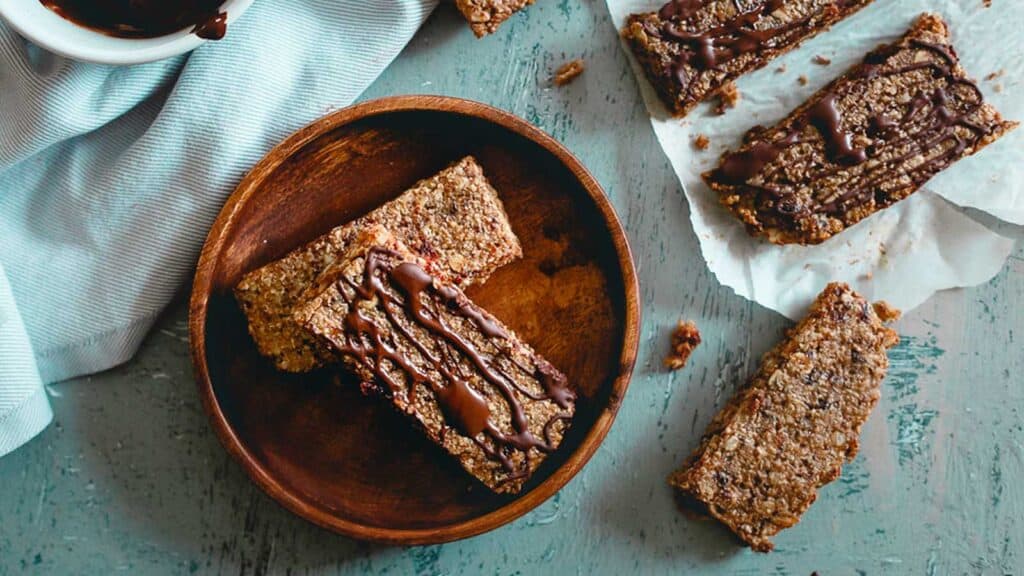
[0,0,438,457]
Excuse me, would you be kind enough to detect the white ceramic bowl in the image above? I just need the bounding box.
[0,0,254,65]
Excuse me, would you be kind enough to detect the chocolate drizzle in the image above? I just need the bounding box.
[716,91,868,183]
[710,37,995,220]
[39,0,227,40]
[715,132,799,185]
[333,249,575,478]
[654,0,819,90]
[807,93,868,165]
[658,0,705,20]
[663,0,788,70]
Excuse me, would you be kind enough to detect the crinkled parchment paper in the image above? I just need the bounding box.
[608,0,1022,319]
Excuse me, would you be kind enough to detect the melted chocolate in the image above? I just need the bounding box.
[193,12,227,40]
[662,0,792,72]
[653,0,817,92]
[40,0,227,40]
[435,379,491,438]
[658,0,705,21]
[807,93,868,165]
[332,250,575,477]
[710,39,993,220]
[715,132,799,185]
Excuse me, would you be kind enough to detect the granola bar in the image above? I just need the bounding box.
[455,0,534,37]
[622,0,875,117]
[294,227,575,494]
[705,14,1019,245]
[233,157,522,373]
[669,283,899,552]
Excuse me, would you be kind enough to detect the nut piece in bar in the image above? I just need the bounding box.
[234,157,522,373]
[294,227,576,494]
[669,283,899,551]
[622,0,875,117]
[705,14,1019,245]
[455,0,535,38]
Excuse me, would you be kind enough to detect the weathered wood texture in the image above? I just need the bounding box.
[0,2,1021,574]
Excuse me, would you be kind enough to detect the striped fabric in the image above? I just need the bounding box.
[0,0,437,458]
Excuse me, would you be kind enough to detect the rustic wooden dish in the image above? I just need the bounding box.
[189,95,640,545]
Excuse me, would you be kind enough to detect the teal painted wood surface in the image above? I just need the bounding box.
[1,2,1023,574]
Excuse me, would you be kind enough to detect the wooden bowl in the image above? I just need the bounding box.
[189,95,640,544]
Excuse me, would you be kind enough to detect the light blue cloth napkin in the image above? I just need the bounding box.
[0,0,438,458]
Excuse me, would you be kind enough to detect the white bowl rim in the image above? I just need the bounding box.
[0,0,254,65]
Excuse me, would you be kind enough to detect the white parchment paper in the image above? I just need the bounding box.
[608,0,1022,319]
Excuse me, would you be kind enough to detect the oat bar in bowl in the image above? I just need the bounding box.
[233,156,522,373]
[294,227,576,494]
[705,13,1019,245]
[669,282,899,551]
[622,0,875,117]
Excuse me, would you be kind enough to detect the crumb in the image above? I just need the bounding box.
[872,301,901,323]
[775,65,787,74]
[664,320,701,370]
[553,59,585,86]
[812,55,832,66]
[985,69,1004,81]
[693,134,710,150]
[714,81,740,114]
[994,83,1003,93]
[983,0,992,6]
[798,75,809,86]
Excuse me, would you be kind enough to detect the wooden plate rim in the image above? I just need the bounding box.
[188,95,641,545]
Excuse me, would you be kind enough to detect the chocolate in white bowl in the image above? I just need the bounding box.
[0,0,253,65]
